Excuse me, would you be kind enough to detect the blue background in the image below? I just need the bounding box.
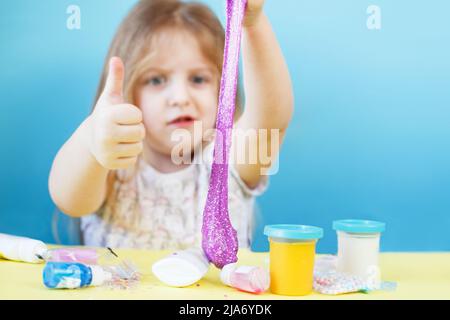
[1,0,449,253]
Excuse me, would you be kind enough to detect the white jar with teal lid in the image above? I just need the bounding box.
[333,219,386,287]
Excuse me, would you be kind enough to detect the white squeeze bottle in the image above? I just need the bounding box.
[152,247,210,287]
[0,233,48,263]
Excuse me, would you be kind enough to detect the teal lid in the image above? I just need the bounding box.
[333,219,385,234]
[264,224,324,240]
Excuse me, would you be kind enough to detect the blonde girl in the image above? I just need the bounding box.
[49,0,293,250]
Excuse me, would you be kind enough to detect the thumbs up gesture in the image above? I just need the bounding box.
[87,57,145,170]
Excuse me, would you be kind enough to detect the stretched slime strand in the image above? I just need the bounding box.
[201,0,248,269]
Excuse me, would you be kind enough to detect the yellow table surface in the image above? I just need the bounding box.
[1,247,449,300]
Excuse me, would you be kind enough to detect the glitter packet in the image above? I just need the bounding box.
[313,255,397,295]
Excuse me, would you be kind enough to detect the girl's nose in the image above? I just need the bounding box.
[168,79,191,108]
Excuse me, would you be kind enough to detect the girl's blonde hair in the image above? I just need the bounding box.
[93,0,243,112]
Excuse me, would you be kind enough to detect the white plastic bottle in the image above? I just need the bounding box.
[0,233,48,263]
[220,263,270,294]
[152,247,210,287]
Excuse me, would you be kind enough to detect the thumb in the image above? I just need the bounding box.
[101,56,125,104]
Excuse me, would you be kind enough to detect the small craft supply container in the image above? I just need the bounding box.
[264,224,323,296]
[333,219,386,286]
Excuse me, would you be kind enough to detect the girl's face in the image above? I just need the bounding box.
[135,30,219,157]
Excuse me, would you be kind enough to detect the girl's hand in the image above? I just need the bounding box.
[243,0,265,28]
[87,57,146,170]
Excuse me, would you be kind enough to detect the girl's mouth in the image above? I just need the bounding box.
[168,115,196,128]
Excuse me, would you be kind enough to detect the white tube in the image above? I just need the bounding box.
[0,233,48,263]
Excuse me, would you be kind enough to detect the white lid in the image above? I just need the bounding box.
[152,248,210,287]
[90,265,112,286]
[220,263,237,286]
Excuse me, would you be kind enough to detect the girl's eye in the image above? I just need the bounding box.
[191,76,209,85]
[146,76,166,86]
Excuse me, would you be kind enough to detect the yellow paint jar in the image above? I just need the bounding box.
[264,225,323,296]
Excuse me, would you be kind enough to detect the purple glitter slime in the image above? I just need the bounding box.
[201,0,247,269]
